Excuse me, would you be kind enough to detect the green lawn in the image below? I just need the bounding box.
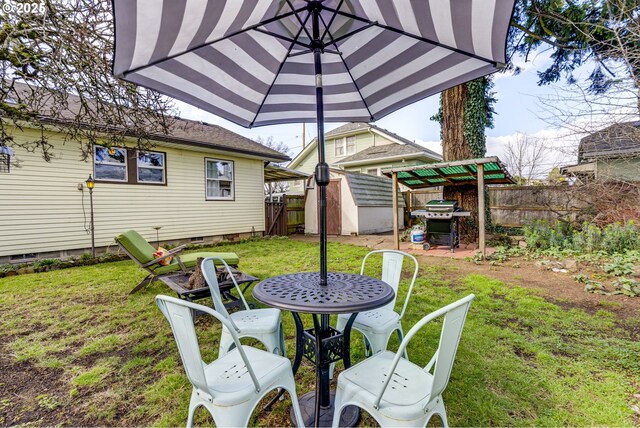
[1,238,638,426]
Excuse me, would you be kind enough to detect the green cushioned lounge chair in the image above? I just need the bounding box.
[115,230,239,294]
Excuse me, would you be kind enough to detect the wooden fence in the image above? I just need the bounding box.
[286,195,305,234]
[406,185,587,227]
[265,194,305,236]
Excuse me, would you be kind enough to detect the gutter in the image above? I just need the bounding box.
[335,152,437,167]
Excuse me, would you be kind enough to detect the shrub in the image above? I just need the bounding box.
[523,220,640,254]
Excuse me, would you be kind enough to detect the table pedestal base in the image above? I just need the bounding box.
[291,391,359,428]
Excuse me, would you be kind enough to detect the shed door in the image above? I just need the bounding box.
[320,179,341,235]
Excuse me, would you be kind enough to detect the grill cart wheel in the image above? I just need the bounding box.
[423,242,431,251]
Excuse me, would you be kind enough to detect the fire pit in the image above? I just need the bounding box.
[159,267,259,311]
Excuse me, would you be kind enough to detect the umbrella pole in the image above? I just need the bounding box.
[311,3,329,289]
[311,2,333,419]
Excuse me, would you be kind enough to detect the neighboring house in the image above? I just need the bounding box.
[288,122,442,192]
[0,109,288,263]
[304,169,405,236]
[561,121,640,182]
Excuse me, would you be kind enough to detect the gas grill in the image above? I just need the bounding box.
[411,200,471,252]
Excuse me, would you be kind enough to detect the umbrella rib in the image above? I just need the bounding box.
[319,13,374,121]
[120,7,308,77]
[250,11,312,127]
[254,27,311,49]
[320,0,345,42]
[322,6,499,67]
[286,0,313,42]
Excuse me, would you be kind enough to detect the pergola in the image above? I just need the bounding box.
[382,156,515,256]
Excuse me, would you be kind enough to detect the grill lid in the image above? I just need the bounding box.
[425,199,459,212]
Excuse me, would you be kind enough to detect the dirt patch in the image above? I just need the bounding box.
[0,348,84,426]
[422,255,640,319]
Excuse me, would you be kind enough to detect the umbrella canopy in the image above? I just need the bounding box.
[113,0,514,127]
[113,0,515,287]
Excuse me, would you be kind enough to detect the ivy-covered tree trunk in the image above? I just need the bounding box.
[434,78,494,243]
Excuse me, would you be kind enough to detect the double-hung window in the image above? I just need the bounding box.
[335,138,345,156]
[205,158,234,200]
[94,146,127,182]
[94,145,167,185]
[346,136,356,155]
[335,136,356,157]
[137,151,166,184]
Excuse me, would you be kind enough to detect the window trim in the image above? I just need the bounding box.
[334,138,345,157]
[366,167,380,176]
[346,135,356,155]
[136,150,166,185]
[205,157,235,201]
[94,146,128,183]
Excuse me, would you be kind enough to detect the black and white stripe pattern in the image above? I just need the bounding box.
[113,0,515,127]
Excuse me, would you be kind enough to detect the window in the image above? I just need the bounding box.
[94,146,127,182]
[137,151,166,184]
[94,145,167,185]
[346,136,356,155]
[206,158,234,200]
[366,168,379,176]
[335,138,345,156]
[335,136,356,157]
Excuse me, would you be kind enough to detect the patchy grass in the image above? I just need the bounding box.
[0,238,639,426]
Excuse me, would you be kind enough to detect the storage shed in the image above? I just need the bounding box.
[304,169,405,236]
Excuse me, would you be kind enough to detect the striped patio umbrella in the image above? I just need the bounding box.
[112,0,515,286]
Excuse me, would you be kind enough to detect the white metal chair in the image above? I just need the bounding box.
[331,250,418,378]
[155,295,305,428]
[331,294,474,428]
[202,257,285,358]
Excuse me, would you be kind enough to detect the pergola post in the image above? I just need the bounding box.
[477,163,486,258]
[392,172,399,250]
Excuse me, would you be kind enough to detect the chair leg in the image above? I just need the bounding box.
[432,397,448,428]
[129,274,155,294]
[396,326,408,359]
[186,390,201,428]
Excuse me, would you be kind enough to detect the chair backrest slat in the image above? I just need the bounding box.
[201,258,231,319]
[156,298,209,394]
[361,250,418,313]
[429,300,473,399]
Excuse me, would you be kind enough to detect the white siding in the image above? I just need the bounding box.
[0,129,265,257]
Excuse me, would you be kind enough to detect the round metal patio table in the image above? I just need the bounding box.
[253,272,394,428]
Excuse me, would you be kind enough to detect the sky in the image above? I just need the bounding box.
[175,49,612,177]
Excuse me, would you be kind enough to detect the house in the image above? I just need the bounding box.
[0,105,288,263]
[561,121,640,182]
[304,169,405,236]
[288,122,442,192]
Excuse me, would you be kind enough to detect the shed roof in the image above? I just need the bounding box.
[341,170,406,207]
[382,157,514,189]
[578,121,640,162]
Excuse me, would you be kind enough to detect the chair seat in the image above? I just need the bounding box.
[229,308,281,334]
[338,309,400,332]
[153,252,239,275]
[206,345,290,406]
[338,350,434,420]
